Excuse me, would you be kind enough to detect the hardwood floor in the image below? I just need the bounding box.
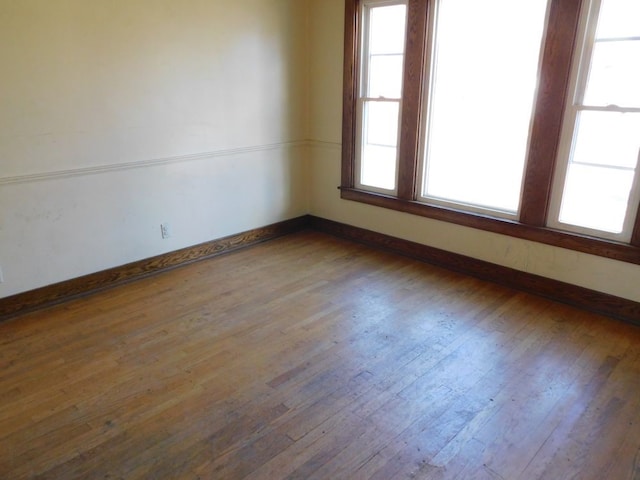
[1,231,640,479]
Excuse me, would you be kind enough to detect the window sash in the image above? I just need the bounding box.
[416,0,549,219]
[355,98,402,193]
[354,0,407,194]
[548,0,640,241]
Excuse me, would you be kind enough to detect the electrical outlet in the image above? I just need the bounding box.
[160,223,171,239]
[0,266,4,283]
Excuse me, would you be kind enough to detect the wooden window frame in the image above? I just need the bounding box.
[354,0,407,195]
[341,0,640,265]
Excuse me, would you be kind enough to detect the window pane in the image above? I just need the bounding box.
[559,163,635,233]
[369,5,406,55]
[365,101,399,147]
[572,111,640,169]
[360,100,399,190]
[369,54,404,98]
[558,111,639,233]
[595,0,640,39]
[584,40,640,107]
[361,145,397,190]
[422,0,548,213]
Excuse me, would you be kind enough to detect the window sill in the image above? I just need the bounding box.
[340,187,640,265]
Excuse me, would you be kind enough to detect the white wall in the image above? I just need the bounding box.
[307,0,640,303]
[3,0,639,304]
[0,0,310,298]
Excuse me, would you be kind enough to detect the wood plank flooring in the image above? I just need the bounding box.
[1,230,640,479]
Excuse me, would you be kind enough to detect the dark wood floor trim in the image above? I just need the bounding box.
[0,216,310,321]
[308,216,640,325]
[4,214,638,325]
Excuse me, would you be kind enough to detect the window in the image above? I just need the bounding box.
[549,0,640,242]
[418,0,548,216]
[356,1,407,192]
[341,0,640,264]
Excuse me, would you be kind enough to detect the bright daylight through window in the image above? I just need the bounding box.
[549,0,640,241]
[357,2,407,192]
[342,0,640,262]
[420,0,547,215]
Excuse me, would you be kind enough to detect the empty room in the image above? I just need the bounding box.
[1,0,639,478]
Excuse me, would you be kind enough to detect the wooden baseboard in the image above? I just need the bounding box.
[3,214,639,325]
[0,216,310,321]
[308,216,640,325]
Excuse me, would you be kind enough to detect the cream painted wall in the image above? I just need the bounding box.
[306,0,640,302]
[3,0,639,303]
[0,0,310,298]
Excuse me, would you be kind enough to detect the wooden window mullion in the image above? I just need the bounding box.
[632,207,640,246]
[341,0,360,190]
[519,0,583,226]
[396,0,429,200]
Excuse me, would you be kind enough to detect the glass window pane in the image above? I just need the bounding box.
[365,101,399,147]
[369,5,407,55]
[595,0,640,39]
[357,3,405,193]
[361,145,397,190]
[559,163,635,233]
[572,111,640,169]
[584,40,640,107]
[360,100,399,190]
[422,0,548,213]
[369,54,404,98]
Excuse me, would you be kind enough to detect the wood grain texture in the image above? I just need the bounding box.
[309,215,640,324]
[397,0,428,200]
[0,216,309,321]
[519,0,583,226]
[341,0,359,189]
[632,210,640,247]
[2,230,640,479]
